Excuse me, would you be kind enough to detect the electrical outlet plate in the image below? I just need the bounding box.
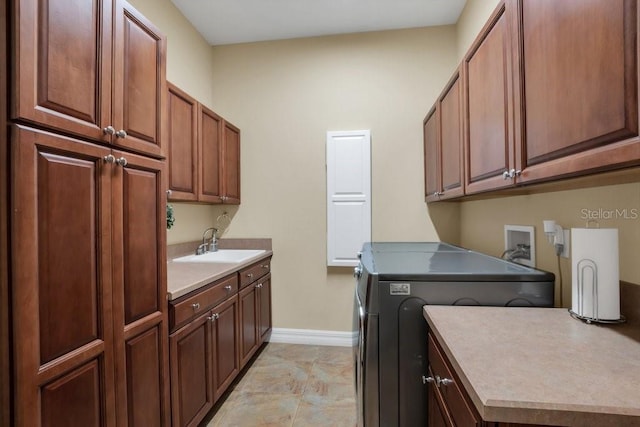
[504,225,535,267]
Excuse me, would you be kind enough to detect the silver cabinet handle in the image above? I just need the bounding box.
[514,169,522,177]
[207,313,219,322]
[103,126,116,135]
[115,157,128,167]
[503,170,512,180]
[436,376,453,387]
[115,129,127,138]
[422,375,435,385]
[256,283,263,289]
[503,169,521,180]
[246,273,253,279]
[224,285,232,292]
[260,264,269,270]
[192,303,200,310]
[353,266,362,279]
[103,154,116,163]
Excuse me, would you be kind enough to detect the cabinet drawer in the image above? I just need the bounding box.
[170,275,238,331]
[428,334,481,427]
[239,259,271,289]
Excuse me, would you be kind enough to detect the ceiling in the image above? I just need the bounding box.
[170,0,467,46]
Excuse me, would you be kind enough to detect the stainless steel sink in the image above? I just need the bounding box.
[173,249,266,263]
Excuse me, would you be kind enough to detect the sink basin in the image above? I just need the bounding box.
[173,249,266,264]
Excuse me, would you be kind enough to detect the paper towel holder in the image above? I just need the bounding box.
[568,258,626,324]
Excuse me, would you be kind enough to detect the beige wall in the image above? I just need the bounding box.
[456,0,501,60]
[208,28,457,330]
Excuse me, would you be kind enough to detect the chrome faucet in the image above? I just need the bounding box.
[196,227,218,255]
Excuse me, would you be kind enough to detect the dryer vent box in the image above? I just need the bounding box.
[504,225,535,267]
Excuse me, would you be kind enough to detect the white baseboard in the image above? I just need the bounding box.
[267,328,357,347]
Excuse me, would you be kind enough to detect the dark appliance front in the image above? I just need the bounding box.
[353,242,555,427]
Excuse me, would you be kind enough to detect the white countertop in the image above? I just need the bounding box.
[423,306,640,426]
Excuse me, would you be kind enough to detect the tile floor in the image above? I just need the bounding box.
[202,343,357,427]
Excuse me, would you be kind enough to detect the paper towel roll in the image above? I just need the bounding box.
[571,228,620,320]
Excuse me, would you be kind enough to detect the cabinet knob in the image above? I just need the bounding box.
[115,129,128,139]
[207,313,219,322]
[422,375,435,385]
[192,302,200,311]
[260,264,269,270]
[103,154,116,164]
[246,273,253,279]
[502,170,512,180]
[103,126,116,135]
[256,283,263,288]
[224,285,232,292]
[115,157,128,167]
[514,169,522,177]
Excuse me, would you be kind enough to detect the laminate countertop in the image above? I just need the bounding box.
[166,239,273,300]
[423,306,640,427]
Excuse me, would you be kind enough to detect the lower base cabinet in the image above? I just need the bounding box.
[427,333,555,427]
[169,257,272,427]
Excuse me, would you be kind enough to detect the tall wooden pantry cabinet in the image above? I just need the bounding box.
[4,0,170,425]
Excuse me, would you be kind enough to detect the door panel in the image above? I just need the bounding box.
[439,73,463,197]
[113,0,166,158]
[423,108,439,201]
[125,326,163,426]
[14,0,112,141]
[170,314,213,427]
[198,105,223,203]
[212,296,239,401]
[11,125,115,427]
[167,83,198,201]
[238,285,257,367]
[36,151,100,363]
[258,276,272,342]
[120,165,160,323]
[464,4,515,194]
[41,359,104,427]
[222,121,240,204]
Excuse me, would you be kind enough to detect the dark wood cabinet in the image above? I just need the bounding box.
[166,84,241,204]
[170,312,214,427]
[10,126,170,427]
[11,126,117,427]
[463,1,517,195]
[424,68,464,202]
[9,2,169,425]
[238,260,272,368]
[198,105,224,203]
[221,121,241,204]
[167,83,198,201]
[168,273,246,427]
[512,0,640,183]
[13,0,166,159]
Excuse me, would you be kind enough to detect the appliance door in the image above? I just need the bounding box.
[354,289,379,427]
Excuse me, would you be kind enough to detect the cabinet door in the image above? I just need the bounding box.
[167,83,198,201]
[423,107,440,202]
[198,105,223,203]
[111,150,170,426]
[464,1,516,194]
[439,71,464,199]
[238,284,258,368]
[211,296,240,401]
[221,121,241,204]
[258,275,272,343]
[169,313,213,427]
[13,0,113,142]
[112,0,166,158]
[515,0,640,182]
[11,125,116,427]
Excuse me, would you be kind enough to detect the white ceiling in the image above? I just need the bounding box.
[170,0,467,46]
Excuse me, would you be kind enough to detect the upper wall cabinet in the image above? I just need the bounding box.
[512,0,640,183]
[424,67,464,202]
[167,83,241,204]
[463,1,517,195]
[13,0,166,158]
